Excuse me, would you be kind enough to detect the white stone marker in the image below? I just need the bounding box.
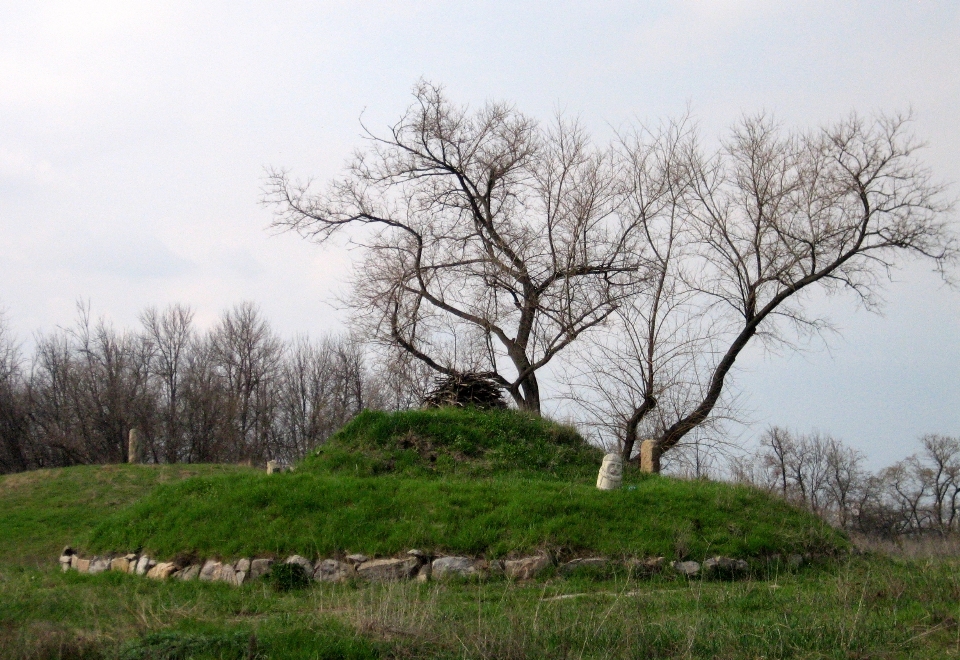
[596,453,623,490]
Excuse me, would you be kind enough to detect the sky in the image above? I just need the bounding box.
[1,1,958,468]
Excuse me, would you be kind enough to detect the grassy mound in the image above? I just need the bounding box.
[1,409,849,568]
[302,408,603,479]
[87,470,845,561]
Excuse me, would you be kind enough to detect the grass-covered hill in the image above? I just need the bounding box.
[0,409,847,567]
[77,408,846,562]
[300,407,604,479]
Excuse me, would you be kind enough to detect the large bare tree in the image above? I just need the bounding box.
[649,113,956,459]
[569,112,954,469]
[264,82,641,412]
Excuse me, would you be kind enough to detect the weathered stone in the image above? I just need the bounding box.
[671,560,700,577]
[235,558,251,573]
[345,553,369,565]
[76,558,91,573]
[266,460,278,474]
[178,565,201,581]
[110,557,131,573]
[124,554,139,572]
[596,453,623,490]
[640,439,660,473]
[285,555,314,575]
[431,556,479,580]
[407,549,427,559]
[135,556,155,576]
[147,562,177,580]
[313,559,355,583]
[787,554,804,569]
[88,558,110,575]
[61,546,75,557]
[559,557,609,575]
[199,560,223,582]
[250,558,274,580]
[504,555,551,580]
[416,563,431,582]
[235,570,247,586]
[219,563,237,584]
[702,556,749,579]
[128,428,143,464]
[58,553,73,570]
[70,555,80,570]
[356,557,419,582]
[630,556,666,576]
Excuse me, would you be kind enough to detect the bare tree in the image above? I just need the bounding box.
[650,113,956,459]
[264,81,640,412]
[141,304,195,463]
[0,311,31,473]
[208,302,284,463]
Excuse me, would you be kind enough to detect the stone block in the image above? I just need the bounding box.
[640,439,660,474]
[504,555,551,580]
[313,559,355,583]
[110,557,130,573]
[178,565,201,581]
[219,563,237,585]
[88,558,110,575]
[629,556,665,576]
[702,556,749,579]
[250,558,274,581]
[431,556,478,580]
[135,556,155,576]
[76,558,91,573]
[235,558,251,573]
[671,560,700,577]
[356,557,419,582]
[285,555,314,575]
[147,562,177,580]
[345,553,368,565]
[199,560,223,582]
[416,563,431,582]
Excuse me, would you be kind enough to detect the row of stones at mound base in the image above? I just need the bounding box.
[58,547,806,583]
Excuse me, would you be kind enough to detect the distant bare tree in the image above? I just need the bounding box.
[0,312,30,472]
[274,334,378,461]
[208,302,284,462]
[265,81,641,412]
[141,304,195,463]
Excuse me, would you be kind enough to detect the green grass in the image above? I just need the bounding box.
[4,556,960,658]
[86,471,844,561]
[0,463,251,565]
[2,449,959,658]
[303,407,603,479]
[79,408,844,563]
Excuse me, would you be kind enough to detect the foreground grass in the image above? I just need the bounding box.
[3,556,960,659]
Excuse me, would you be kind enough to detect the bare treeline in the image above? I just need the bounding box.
[731,428,960,538]
[0,302,430,474]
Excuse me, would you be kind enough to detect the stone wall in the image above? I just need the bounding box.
[57,546,791,584]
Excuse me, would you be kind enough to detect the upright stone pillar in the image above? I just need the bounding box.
[127,428,142,464]
[596,453,624,490]
[266,460,278,475]
[640,439,660,474]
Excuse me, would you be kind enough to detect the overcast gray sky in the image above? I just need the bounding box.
[1,1,957,467]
